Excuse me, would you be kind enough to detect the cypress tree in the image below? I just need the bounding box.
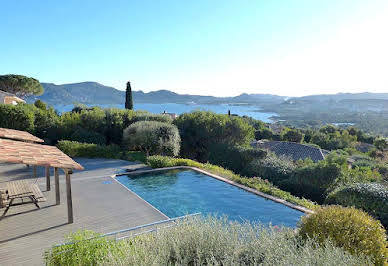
[125,81,134,110]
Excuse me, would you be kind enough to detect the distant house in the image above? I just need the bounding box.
[161,111,178,119]
[0,90,25,105]
[251,140,329,162]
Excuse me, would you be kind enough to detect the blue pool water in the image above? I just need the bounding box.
[116,169,305,227]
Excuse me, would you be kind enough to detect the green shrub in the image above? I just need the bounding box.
[248,154,296,185]
[310,130,355,151]
[0,104,35,132]
[208,143,267,175]
[242,116,267,130]
[130,113,173,124]
[374,138,388,151]
[298,206,388,265]
[57,140,122,159]
[80,107,107,134]
[58,111,82,140]
[326,183,388,229]
[285,160,343,203]
[345,166,382,184]
[147,155,317,210]
[123,121,180,156]
[281,128,304,143]
[122,151,147,163]
[70,128,106,145]
[34,99,47,110]
[33,107,60,141]
[378,164,388,181]
[352,158,377,169]
[285,154,381,203]
[174,111,255,162]
[254,127,273,140]
[103,108,130,144]
[44,230,125,266]
[99,108,149,145]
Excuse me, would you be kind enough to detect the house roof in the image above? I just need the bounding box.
[0,90,25,103]
[0,128,44,143]
[252,140,327,162]
[0,138,84,170]
[0,90,16,97]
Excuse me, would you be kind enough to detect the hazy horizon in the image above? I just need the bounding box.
[41,80,388,98]
[1,0,387,97]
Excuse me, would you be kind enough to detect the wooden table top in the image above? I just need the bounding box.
[6,180,34,198]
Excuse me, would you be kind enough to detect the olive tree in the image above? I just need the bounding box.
[0,74,43,97]
[123,121,180,156]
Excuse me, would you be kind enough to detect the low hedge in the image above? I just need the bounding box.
[69,128,106,145]
[147,155,317,210]
[326,183,388,229]
[247,154,296,185]
[57,140,121,158]
[57,140,146,162]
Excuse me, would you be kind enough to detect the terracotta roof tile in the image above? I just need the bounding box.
[0,128,44,143]
[0,139,84,170]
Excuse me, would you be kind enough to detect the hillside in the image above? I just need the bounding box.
[22,81,388,136]
[291,92,388,102]
[26,82,285,105]
[27,82,124,105]
[26,82,388,113]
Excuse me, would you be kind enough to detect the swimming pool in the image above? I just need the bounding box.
[116,169,305,227]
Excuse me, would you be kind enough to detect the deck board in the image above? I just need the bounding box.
[0,158,166,265]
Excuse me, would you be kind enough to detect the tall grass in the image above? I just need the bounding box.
[45,216,371,265]
[107,216,370,265]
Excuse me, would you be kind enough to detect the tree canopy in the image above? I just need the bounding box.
[174,111,255,162]
[0,74,43,97]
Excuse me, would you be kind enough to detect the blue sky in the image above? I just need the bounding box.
[1,0,387,96]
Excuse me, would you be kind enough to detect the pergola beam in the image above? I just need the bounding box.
[65,169,73,224]
[45,166,51,191]
[33,166,37,178]
[55,167,60,205]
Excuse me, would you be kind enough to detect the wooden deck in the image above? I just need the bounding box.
[0,159,166,265]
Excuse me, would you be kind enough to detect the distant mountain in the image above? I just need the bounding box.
[26,82,285,106]
[26,82,388,109]
[27,82,124,105]
[288,92,388,103]
[232,93,285,103]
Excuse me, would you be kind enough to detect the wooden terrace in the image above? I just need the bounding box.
[0,158,166,265]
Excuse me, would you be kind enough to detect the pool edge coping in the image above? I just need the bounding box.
[113,166,314,215]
